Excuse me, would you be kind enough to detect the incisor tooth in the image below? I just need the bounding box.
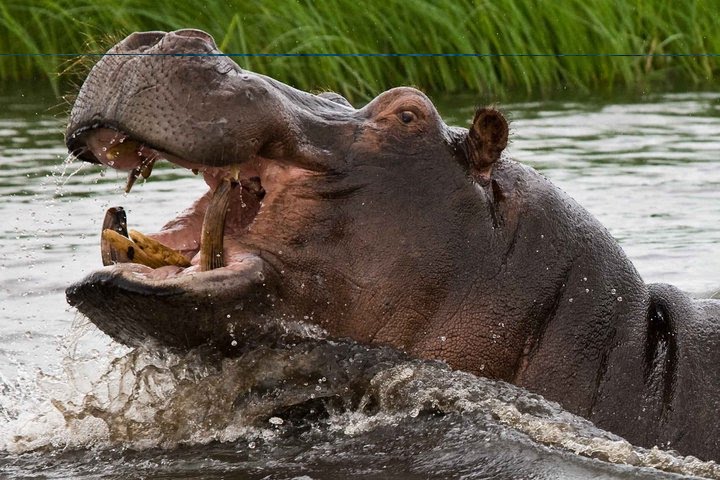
[101,207,128,266]
[125,157,155,193]
[129,230,191,268]
[140,159,155,179]
[100,206,191,269]
[102,229,158,267]
[102,230,191,269]
[125,168,141,193]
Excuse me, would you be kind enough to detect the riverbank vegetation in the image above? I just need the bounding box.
[1,0,717,99]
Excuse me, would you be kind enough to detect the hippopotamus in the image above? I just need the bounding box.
[65,29,720,462]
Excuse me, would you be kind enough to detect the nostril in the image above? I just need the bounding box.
[119,31,166,52]
[172,29,217,49]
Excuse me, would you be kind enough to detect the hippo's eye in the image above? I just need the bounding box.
[399,111,416,124]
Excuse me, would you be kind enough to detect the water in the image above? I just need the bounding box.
[1,83,719,479]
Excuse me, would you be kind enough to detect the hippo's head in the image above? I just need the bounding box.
[65,29,510,354]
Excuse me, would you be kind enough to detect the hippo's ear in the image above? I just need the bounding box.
[463,107,508,179]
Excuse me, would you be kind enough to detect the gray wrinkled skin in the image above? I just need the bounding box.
[66,30,720,461]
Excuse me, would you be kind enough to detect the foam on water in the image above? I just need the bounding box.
[0,318,323,453]
[1,319,719,479]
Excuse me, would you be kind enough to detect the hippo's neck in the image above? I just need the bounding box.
[488,160,650,416]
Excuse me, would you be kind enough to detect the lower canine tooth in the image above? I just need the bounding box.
[200,178,237,271]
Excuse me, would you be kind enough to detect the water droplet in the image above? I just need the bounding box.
[248,441,256,449]
[617,296,623,302]
[610,288,616,295]
[440,336,446,342]
[569,298,574,303]
[585,288,590,293]
[231,340,238,347]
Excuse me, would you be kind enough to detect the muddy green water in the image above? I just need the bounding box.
[0,83,719,479]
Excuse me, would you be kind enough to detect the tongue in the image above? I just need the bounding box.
[199,178,238,271]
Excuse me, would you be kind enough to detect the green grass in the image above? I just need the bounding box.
[1,0,718,100]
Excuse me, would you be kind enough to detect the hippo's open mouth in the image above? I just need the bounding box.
[69,125,281,280]
[65,120,306,350]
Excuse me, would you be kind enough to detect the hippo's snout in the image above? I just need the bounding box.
[115,29,218,54]
[170,29,217,47]
[117,31,165,52]
[66,28,353,171]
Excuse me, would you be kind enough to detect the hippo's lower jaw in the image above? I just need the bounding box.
[66,254,279,351]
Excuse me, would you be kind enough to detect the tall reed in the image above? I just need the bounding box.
[1,0,717,99]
